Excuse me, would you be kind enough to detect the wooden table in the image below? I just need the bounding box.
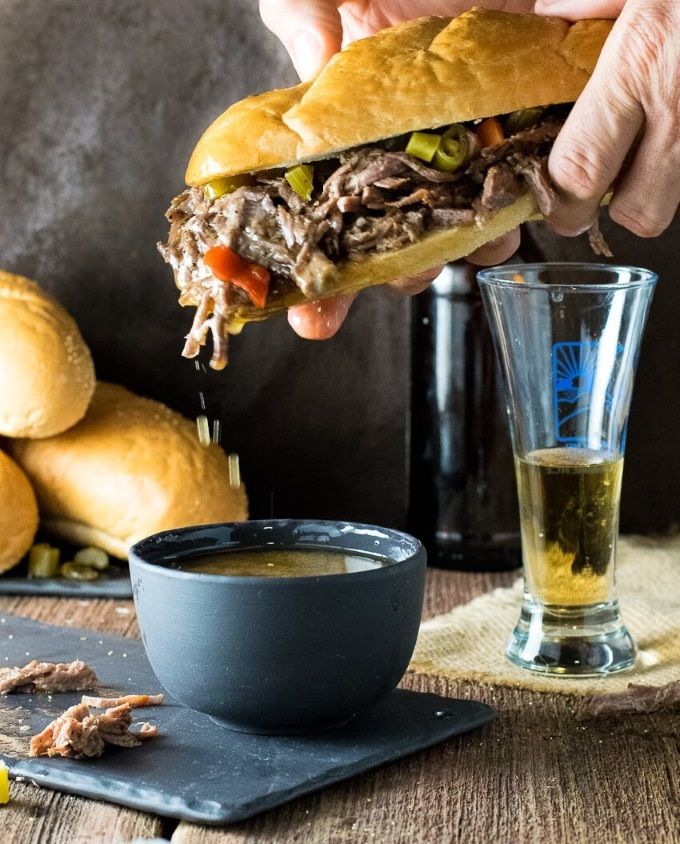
[1,569,678,844]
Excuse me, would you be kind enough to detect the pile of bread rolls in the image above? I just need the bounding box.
[0,270,247,573]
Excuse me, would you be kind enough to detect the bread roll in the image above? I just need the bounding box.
[0,450,38,574]
[186,10,612,184]
[0,270,95,438]
[9,382,248,558]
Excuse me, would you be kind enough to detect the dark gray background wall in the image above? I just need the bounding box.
[1,0,678,533]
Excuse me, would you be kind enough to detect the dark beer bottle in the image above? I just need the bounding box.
[408,262,521,571]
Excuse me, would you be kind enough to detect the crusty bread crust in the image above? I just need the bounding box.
[186,83,309,187]
[9,383,249,559]
[0,271,96,438]
[185,10,612,184]
[40,519,129,560]
[0,450,38,574]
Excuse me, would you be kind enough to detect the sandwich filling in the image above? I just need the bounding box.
[159,106,610,368]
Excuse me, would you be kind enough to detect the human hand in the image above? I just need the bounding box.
[534,0,680,240]
[260,0,530,339]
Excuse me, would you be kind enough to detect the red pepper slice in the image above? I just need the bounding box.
[476,116,505,149]
[204,246,270,308]
[237,263,270,308]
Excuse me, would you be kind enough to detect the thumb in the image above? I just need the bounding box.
[534,0,625,20]
[259,0,343,80]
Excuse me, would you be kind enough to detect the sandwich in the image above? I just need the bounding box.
[0,450,38,574]
[158,9,613,369]
[0,270,95,437]
[8,382,248,558]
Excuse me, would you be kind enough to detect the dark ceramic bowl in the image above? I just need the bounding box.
[129,520,426,734]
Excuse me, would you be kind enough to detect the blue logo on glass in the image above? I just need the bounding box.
[552,341,600,444]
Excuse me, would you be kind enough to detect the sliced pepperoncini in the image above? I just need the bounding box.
[405,132,441,163]
[203,175,249,200]
[433,124,470,172]
[60,562,99,581]
[28,543,60,578]
[504,107,545,135]
[285,164,315,201]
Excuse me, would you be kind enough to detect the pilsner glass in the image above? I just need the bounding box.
[478,263,657,676]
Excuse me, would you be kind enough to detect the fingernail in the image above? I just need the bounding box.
[292,31,322,81]
[534,0,568,10]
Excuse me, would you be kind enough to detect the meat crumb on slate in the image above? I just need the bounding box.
[30,696,162,759]
[0,660,98,695]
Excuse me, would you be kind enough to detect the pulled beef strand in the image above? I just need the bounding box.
[0,660,98,695]
[81,692,164,708]
[587,217,614,258]
[30,699,160,759]
[575,680,680,720]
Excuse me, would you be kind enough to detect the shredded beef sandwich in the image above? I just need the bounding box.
[158,10,614,368]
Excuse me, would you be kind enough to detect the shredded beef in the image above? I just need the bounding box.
[508,153,559,217]
[81,693,165,709]
[430,208,476,227]
[478,164,523,217]
[342,209,426,254]
[467,119,563,175]
[30,697,161,759]
[587,217,613,258]
[575,680,680,720]
[0,660,98,695]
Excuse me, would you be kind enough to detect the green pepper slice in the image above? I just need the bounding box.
[28,543,60,578]
[285,164,315,201]
[60,562,99,581]
[74,547,110,571]
[433,124,470,172]
[203,175,249,200]
[405,132,441,163]
[504,107,545,135]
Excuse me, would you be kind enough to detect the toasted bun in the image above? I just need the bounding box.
[8,382,248,559]
[0,271,96,438]
[186,10,612,184]
[0,450,39,574]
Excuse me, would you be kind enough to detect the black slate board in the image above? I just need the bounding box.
[0,564,132,598]
[0,614,494,825]
[0,534,132,598]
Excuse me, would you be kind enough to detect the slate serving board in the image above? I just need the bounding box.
[0,564,132,598]
[0,535,132,598]
[0,614,494,825]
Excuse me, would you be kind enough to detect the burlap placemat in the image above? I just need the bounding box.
[410,535,680,695]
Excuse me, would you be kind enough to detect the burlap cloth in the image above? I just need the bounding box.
[409,535,680,695]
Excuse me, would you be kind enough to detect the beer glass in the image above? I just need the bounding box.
[478,264,657,676]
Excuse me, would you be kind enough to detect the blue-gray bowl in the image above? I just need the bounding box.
[129,520,426,734]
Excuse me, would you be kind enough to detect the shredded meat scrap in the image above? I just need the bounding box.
[575,680,680,721]
[0,660,98,695]
[30,695,162,759]
[81,693,164,708]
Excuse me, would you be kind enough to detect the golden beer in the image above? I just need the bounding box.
[515,448,623,606]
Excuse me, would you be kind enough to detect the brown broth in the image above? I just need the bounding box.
[175,547,386,578]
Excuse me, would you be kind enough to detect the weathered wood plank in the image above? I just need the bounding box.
[0,778,164,843]
[0,596,140,639]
